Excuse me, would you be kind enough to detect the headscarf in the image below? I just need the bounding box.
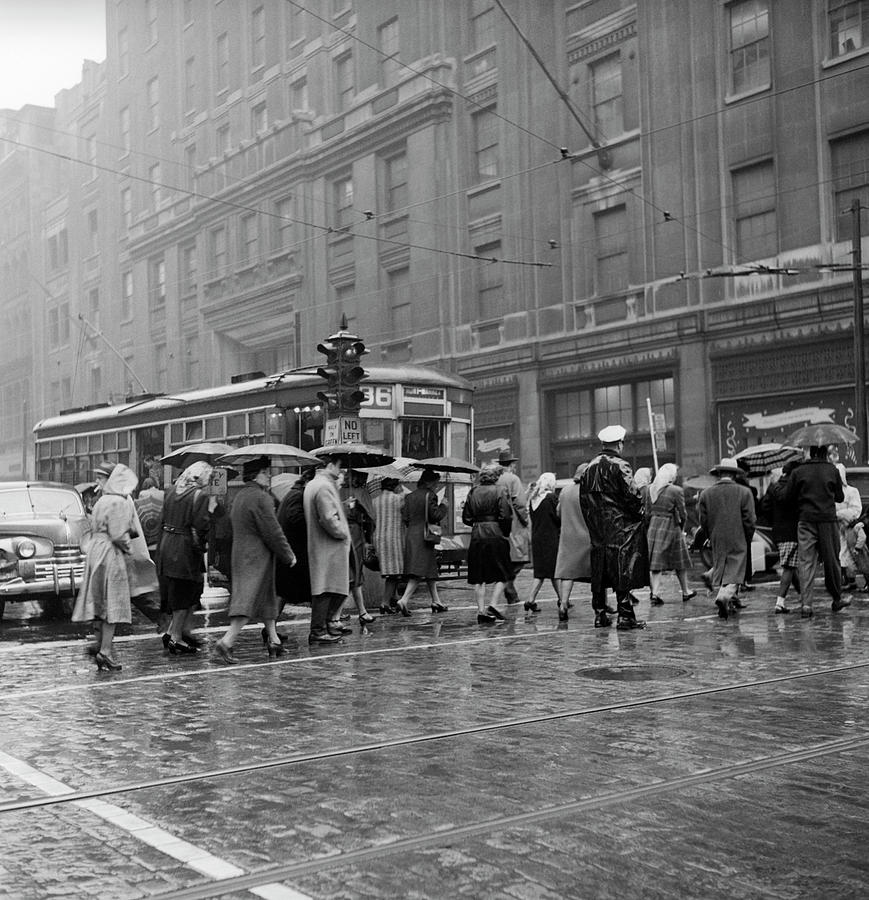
[104,463,138,497]
[175,461,213,497]
[528,472,556,511]
[836,463,849,486]
[649,463,678,504]
[633,467,652,490]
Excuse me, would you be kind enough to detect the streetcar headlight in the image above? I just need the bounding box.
[16,539,36,559]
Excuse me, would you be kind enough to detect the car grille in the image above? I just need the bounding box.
[33,544,85,581]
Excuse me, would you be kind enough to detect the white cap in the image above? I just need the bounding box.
[598,424,626,443]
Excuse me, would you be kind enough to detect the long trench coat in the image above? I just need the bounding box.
[698,478,755,586]
[579,449,649,592]
[304,471,351,597]
[554,479,591,581]
[402,486,447,580]
[228,482,296,619]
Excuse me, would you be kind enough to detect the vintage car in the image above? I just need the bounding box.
[0,481,89,618]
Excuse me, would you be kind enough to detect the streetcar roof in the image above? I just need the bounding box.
[33,364,474,434]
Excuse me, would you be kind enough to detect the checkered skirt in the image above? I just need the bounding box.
[777,539,798,568]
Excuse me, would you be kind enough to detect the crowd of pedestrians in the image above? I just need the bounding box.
[75,427,864,669]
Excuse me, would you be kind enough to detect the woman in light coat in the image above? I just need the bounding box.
[373,477,405,612]
[646,463,694,604]
[554,463,591,621]
[213,456,296,663]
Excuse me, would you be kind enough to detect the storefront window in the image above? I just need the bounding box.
[594,383,633,432]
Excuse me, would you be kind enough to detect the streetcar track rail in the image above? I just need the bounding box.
[151,732,869,900]
[2,659,867,815]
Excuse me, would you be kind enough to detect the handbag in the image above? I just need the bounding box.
[362,545,380,571]
[423,494,442,544]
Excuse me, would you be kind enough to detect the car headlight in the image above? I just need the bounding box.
[16,539,36,559]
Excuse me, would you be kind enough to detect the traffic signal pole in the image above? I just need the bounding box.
[853,200,867,462]
[315,316,368,445]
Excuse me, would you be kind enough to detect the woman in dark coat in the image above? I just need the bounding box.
[462,463,513,623]
[524,472,559,613]
[340,471,376,625]
[156,461,215,654]
[213,456,296,664]
[276,467,317,606]
[395,469,447,615]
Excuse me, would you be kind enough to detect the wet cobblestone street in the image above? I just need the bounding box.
[1,569,868,899]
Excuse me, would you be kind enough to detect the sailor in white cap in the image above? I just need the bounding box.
[578,425,648,629]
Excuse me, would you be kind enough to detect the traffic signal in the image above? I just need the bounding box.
[315,322,369,415]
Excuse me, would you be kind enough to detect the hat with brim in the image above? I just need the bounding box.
[497,450,518,465]
[598,424,626,443]
[709,457,742,476]
[92,461,114,478]
[242,455,270,480]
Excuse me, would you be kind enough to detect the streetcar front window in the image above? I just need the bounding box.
[449,421,471,461]
[361,418,393,454]
[401,419,443,459]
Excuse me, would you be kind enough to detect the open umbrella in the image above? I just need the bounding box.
[785,423,859,448]
[683,474,717,491]
[75,481,97,494]
[733,443,804,476]
[217,442,322,467]
[160,442,234,468]
[411,455,480,475]
[312,443,395,468]
[269,472,298,504]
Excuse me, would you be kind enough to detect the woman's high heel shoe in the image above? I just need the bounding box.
[182,632,205,649]
[557,603,569,622]
[397,603,412,617]
[430,602,448,613]
[524,600,540,613]
[486,605,505,620]
[261,628,289,646]
[359,612,375,624]
[94,652,122,671]
[379,604,395,615]
[267,641,285,658]
[167,639,197,655]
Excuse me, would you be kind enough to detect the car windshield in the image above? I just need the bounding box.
[0,487,84,517]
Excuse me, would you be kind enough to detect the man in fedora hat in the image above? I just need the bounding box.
[785,444,848,617]
[698,458,756,619]
[496,448,529,603]
[579,425,648,629]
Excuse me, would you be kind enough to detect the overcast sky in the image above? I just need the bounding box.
[0,0,106,109]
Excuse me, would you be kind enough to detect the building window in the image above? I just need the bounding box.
[48,307,59,349]
[593,205,628,295]
[47,229,68,271]
[216,122,231,155]
[385,151,408,212]
[118,27,129,77]
[121,270,133,321]
[729,0,770,94]
[333,176,354,229]
[251,6,265,69]
[733,161,777,259]
[273,196,293,250]
[86,209,98,256]
[147,76,160,130]
[210,224,228,272]
[149,162,161,208]
[832,131,869,240]
[335,52,354,112]
[145,0,158,44]
[180,242,197,294]
[291,78,308,112]
[120,106,130,155]
[378,18,400,86]
[183,0,194,25]
[184,144,196,191]
[387,267,411,335]
[90,366,102,404]
[216,32,229,93]
[472,107,499,182]
[120,186,132,230]
[829,0,869,56]
[591,53,623,137]
[471,0,495,51]
[184,335,200,387]
[85,134,97,178]
[184,56,196,111]
[88,287,100,329]
[154,343,167,392]
[240,213,259,264]
[251,101,267,135]
[475,241,502,319]
[149,256,166,309]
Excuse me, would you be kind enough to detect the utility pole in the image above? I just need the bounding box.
[853,200,867,461]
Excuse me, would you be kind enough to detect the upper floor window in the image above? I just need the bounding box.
[149,162,162,208]
[591,54,623,138]
[335,52,354,112]
[184,144,197,191]
[251,6,265,69]
[216,32,229,93]
[180,242,197,294]
[291,78,308,112]
[145,0,158,44]
[121,270,133,321]
[472,107,499,182]
[378,18,400,86]
[832,130,869,240]
[240,213,259,263]
[86,209,99,256]
[118,27,129,77]
[387,266,411,335]
[593,205,628,295]
[333,176,354,229]
[829,0,869,56]
[216,123,231,155]
[148,256,166,308]
[183,0,194,26]
[733,161,777,259]
[147,76,160,130]
[251,101,268,135]
[209,224,228,271]
[385,151,408,212]
[120,106,130,155]
[273,196,294,250]
[470,0,495,51]
[475,242,503,320]
[47,229,68,271]
[729,0,770,94]
[120,186,132,230]
[184,57,196,111]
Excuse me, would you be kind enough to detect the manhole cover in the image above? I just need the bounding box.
[576,664,691,681]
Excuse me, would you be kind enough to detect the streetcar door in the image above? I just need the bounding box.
[135,426,167,488]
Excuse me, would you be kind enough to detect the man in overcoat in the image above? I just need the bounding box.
[579,425,648,630]
[698,458,755,619]
[304,455,351,643]
[496,449,529,603]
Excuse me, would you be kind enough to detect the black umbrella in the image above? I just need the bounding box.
[312,443,395,468]
[160,442,235,468]
[410,455,480,475]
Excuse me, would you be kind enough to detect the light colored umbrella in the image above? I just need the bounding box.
[312,443,395,467]
[411,455,480,474]
[358,459,421,495]
[269,472,299,504]
[733,443,803,476]
[216,442,322,467]
[785,423,859,448]
[683,474,717,491]
[160,442,234,468]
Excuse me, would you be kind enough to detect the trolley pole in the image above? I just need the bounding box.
[853,200,867,462]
